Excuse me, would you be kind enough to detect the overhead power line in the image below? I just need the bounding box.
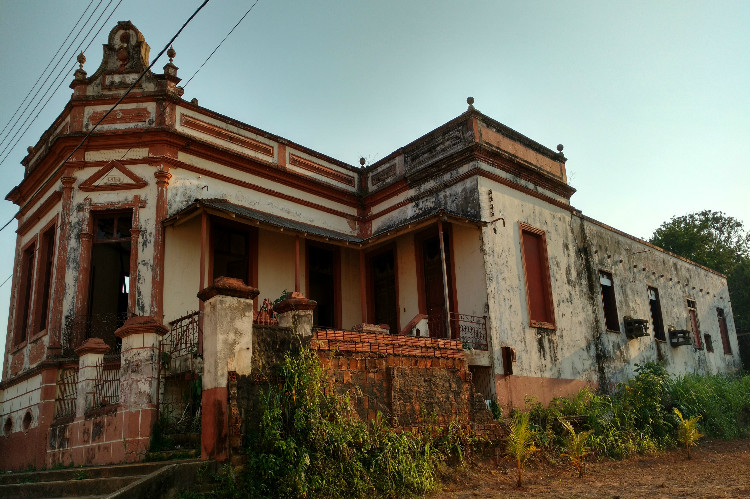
[0,0,124,167]
[0,0,99,145]
[0,0,111,158]
[0,0,212,234]
[183,0,261,88]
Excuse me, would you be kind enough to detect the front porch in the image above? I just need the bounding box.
[162,198,492,357]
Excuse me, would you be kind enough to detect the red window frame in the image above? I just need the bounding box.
[519,223,555,329]
[717,308,732,355]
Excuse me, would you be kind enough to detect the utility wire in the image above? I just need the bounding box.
[0,275,11,289]
[0,0,212,233]
[183,0,260,88]
[0,0,124,167]
[0,0,109,157]
[0,0,99,145]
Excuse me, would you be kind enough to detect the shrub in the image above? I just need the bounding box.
[559,419,593,477]
[673,408,703,459]
[506,411,538,487]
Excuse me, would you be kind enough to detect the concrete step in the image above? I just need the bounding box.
[0,476,135,499]
[0,460,184,485]
[0,459,206,499]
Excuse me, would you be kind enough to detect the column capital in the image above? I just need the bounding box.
[74,337,110,356]
[198,277,259,302]
[61,176,76,189]
[154,169,172,186]
[115,315,167,339]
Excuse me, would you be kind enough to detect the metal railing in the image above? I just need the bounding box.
[92,359,120,408]
[54,367,78,419]
[163,311,201,374]
[451,313,488,350]
[254,298,279,326]
[422,311,489,350]
[62,312,127,356]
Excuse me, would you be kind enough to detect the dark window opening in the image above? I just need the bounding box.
[212,222,251,284]
[420,232,455,338]
[704,334,714,352]
[369,249,398,334]
[15,243,36,345]
[501,346,515,375]
[717,308,732,355]
[308,244,337,328]
[520,226,554,328]
[599,271,620,332]
[648,287,665,341]
[87,213,132,351]
[687,299,702,349]
[36,226,56,332]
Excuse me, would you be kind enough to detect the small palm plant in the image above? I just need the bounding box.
[560,419,593,478]
[674,408,703,459]
[506,411,538,487]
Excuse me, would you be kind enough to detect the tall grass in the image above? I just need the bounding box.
[526,363,750,460]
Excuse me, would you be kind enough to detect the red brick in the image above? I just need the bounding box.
[125,411,140,439]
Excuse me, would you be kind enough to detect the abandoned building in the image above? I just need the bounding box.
[0,22,742,470]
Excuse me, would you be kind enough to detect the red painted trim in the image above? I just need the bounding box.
[12,235,39,348]
[47,175,75,352]
[78,160,148,192]
[198,212,207,356]
[518,222,556,329]
[31,216,58,340]
[152,171,171,320]
[175,161,357,221]
[17,191,62,236]
[201,387,229,462]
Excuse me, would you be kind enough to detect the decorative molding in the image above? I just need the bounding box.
[181,115,274,158]
[289,153,356,187]
[370,161,397,187]
[17,191,62,236]
[79,160,147,192]
[88,107,151,127]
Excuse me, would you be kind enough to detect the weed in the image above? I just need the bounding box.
[506,411,538,487]
[73,469,90,480]
[674,408,703,459]
[560,419,593,477]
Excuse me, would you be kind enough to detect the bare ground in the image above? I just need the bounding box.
[432,439,750,499]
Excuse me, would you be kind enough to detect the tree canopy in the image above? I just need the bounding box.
[649,210,749,331]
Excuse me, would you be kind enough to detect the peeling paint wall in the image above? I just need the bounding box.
[477,172,740,405]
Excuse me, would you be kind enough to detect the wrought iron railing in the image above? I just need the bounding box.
[62,312,127,356]
[451,313,488,350]
[54,367,78,419]
[163,311,201,374]
[254,298,278,326]
[420,311,488,350]
[92,359,120,408]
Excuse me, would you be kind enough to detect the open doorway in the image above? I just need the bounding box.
[307,244,339,329]
[417,228,455,339]
[87,212,132,351]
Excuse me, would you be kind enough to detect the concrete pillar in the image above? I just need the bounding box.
[273,291,317,337]
[74,338,110,418]
[114,316,167,461]
[115,316,167,410]
[197,277,259,462]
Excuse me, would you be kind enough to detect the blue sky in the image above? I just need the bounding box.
[0,0,748,370]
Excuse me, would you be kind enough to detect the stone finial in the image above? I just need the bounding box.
[467,96,475,110]
[360,157,366,167]
[167,45,176,63]
[198,276,260,302]
[557,144,564,153]
[77,51,86,69]
[27,146,33,154]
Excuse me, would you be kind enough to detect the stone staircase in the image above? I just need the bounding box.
[0,458,209,499]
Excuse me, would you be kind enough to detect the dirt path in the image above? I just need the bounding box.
[433,439,749,499]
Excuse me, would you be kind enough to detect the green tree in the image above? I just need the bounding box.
[649,210,750,331]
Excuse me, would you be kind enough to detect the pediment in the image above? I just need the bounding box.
[79,160,147,192]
